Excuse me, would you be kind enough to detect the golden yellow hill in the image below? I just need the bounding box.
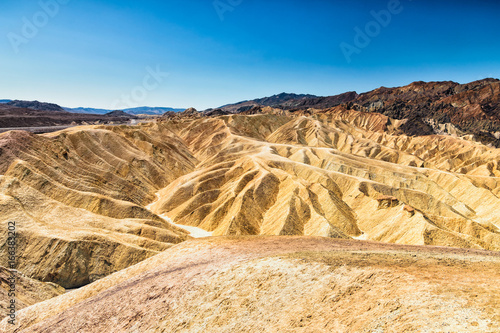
[1,109,500,291]
[151,111,500,250]
[0,124,195,288]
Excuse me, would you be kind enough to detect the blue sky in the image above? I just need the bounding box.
[1,0,499,110]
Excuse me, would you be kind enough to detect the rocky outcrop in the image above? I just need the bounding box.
[161,107,202,120]
[376,195,399,209]
[216,79,500,146]
[181,107,199,116]
[350,79,500,145]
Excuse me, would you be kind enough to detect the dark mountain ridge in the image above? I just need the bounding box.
[215,78,500,146]
[105,110,138,118]
[7,100,66,112]
[66,106,185,115]
[0,104,135,130]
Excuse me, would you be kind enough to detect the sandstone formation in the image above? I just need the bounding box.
[2,237,499,332]
[1,103,500,291]
[151,111,500,251]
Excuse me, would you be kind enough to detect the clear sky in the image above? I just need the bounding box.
[1,0,499,110]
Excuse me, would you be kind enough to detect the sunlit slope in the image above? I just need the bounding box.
[152,112,500,250]
[0,123,195,288]
[1,109,500,290]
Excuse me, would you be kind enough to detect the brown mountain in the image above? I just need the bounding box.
[350,79,500,144]
[216,92,354,113]
[218,78,500,146]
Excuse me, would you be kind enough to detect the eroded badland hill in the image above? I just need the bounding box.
[1,80,500,331]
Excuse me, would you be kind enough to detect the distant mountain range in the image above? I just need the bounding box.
[0,100,185,116]
[0,103,138,129]
[65,106,186,115]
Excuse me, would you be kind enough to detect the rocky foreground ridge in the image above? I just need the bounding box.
[2,237,499,332]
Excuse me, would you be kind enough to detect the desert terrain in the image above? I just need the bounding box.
[1,79,500,331]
